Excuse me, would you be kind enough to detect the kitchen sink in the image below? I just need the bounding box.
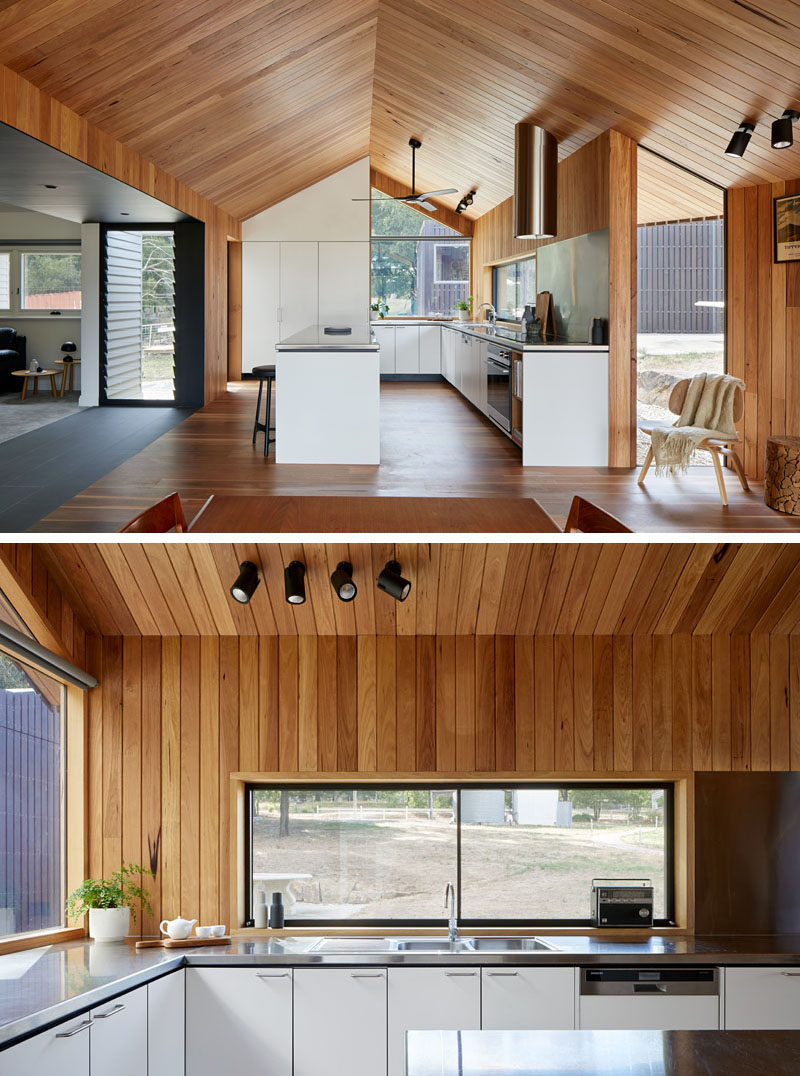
[393,939,475,952]
[467,937,559,952]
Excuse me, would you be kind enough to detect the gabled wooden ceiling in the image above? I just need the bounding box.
[0,0,797,220]
[32,543,800,638]
[638,151,724,225]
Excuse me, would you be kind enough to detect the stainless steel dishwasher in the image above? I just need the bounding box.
[578,967,720,1030]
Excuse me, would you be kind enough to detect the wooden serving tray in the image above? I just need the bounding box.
[135,936,231,949]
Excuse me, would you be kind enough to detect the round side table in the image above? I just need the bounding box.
[55,358,81,397]
[11,369,59,401]
[765,435,800,515]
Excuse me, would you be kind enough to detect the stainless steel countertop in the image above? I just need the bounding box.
[370,320,609,353]
[3,935,800,1049]
[277,324,378,350]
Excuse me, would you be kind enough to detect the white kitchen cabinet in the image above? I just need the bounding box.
[373,323,396,373]
[294,968,387,1076]
[148,971,184,1076]
[418,324,441,374]
[395,324,420,373]
[442,327,455,384]
[185,967,293,1076]
[459,332,479,406]
[388,968,480,1076]
[90,985,148,1076]
[279,241,318,343]
[318,241,369,326]
[481,968,575,1030]
[242,241,280,374]
[579,994,719,1031]
[0,1017,90,1076]
[724,967,800,1029]
[477,342,489,413]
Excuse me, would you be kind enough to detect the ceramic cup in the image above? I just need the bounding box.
[195,925,213,939]
[209,924,226,938]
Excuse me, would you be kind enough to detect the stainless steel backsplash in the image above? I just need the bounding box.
[694,772,800,934]
[535,228,609,343]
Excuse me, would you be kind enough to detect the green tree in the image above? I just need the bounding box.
[24,253,81,298]
[0,653,31,690]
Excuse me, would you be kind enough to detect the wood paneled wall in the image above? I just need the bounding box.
[472,130,637,466]
[87,631,800,933]
[0,63,240,403]
[727,179,800,480]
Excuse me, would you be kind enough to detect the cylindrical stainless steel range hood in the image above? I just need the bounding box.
[514,122,558,239]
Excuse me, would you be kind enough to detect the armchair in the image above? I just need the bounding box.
[0,328,27,395]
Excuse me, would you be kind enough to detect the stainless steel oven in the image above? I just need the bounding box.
[486,344,512,432]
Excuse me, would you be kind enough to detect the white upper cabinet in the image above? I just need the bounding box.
[279,242,318,343]
[395,325,420,374]
[481,968,576,1030]
[294,968,388,1076]
[418,324,442,374]
[388,968,480,1076]
[241,241,280,374]
[185,968,293,1076]
[90,985,148,1076]
[724,968,800,1030]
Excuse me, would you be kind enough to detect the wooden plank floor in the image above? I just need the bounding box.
[33,382,800,533]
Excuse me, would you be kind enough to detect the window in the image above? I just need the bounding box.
[0,647,65,938]
[245,783,673,926]
[370,189,470,318]
[493,256,536,320]
[0,247,82,314]
[21,252,81,310]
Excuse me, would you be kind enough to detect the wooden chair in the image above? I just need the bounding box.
[637,378,749,507]
[119,492,188,533]
[564,496,631,533]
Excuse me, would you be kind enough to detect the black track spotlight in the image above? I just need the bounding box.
[772,110,800,149]
[330,561,357,602]
[725,122,755,157]
[455,189,477,214]
[230,561,260,604]
[284,561,306,605]
[377,560,411,602]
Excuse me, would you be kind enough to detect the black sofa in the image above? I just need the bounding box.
[0,328,26,395]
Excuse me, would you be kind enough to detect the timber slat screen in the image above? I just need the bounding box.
[638,219,724,334]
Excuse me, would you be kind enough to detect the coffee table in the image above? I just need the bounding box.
[55,358,81,397]
[12,369,60,401]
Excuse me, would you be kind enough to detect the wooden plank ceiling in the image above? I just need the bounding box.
[0,0,798,220]
[638,151,724,225]
[33,543,800,638]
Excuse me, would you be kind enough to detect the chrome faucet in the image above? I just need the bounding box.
[477,302,497,328]
[444,882,458,941]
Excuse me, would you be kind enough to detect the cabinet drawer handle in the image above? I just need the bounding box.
[486,971,519,977]
[256,972,290,979]
[350,973,385,979]
[56,1020,93,1038]
[445,971,477,977]
[781,971,800,977]
[95,1003,125,1019]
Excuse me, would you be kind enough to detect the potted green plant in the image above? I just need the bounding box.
[371,298,389,319]
[455,297,474,322]
[66,863,152,943]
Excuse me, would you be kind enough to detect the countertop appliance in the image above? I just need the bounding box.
[486,343,512,432]
[592,878,653,927]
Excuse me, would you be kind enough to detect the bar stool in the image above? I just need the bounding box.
[252,364,276,457]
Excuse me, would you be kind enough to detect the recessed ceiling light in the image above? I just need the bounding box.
[43,184,57,189]
[120,211,130,216]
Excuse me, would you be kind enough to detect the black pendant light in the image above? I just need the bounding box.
[230,561,260,604]
[377,560,411,602]
[284,561,306,605]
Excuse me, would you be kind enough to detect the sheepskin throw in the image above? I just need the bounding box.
[650,373,744,476]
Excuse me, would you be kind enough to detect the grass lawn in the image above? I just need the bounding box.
[252,815,666,921]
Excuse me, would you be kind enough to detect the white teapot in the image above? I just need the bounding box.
[159,916,197,940]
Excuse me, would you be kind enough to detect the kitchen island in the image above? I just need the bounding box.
[274,324,379,464]
[406,1029,800,1076]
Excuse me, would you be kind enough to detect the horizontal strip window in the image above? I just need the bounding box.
[0,620,97,691]
[370,235,472,242]
[244,782,674,928]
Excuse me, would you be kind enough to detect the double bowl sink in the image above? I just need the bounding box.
[309,936,559,954]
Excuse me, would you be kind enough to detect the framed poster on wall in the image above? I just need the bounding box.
[774,194,800,262]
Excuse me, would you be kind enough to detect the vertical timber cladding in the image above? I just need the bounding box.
[0,62,239,403]
[83,632,799,932]
[727,178,800,480]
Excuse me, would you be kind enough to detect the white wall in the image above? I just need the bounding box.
[0,205,82,383]
[240,159,370,374]
[79,224,100,407]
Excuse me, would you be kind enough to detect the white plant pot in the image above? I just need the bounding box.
[89,906,130,943]
[458,310,469,322]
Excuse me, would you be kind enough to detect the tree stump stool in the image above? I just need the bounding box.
[765,435,800,514]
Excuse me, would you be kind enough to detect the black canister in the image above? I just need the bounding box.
[269,891,285,929]
[521,304,541,341]
[590,317,606,345]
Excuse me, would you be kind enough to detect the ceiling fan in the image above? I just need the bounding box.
[356,138,457,212]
